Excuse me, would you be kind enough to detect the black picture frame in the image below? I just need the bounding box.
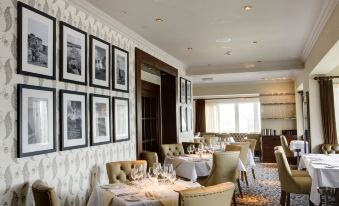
[89,35,111,89]
[180,77,186,103]
[60,90,88,151]
[180,106,187,132]
[90,94,112,146]
[186,80,192,103]
[17,2,56,80]
[112,46,129,93]
[59,21,88,85]
[18,84,56,157]
[112,97,130,142]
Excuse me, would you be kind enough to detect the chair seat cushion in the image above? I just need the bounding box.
[291,170,309,177]
[292,176,312,194]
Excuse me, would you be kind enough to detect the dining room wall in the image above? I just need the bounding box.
[0,0,188,205]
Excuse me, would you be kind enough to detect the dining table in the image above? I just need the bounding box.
[87,179,201,206]
[298,153,339,204]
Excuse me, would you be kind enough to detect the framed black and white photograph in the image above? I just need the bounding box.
[60,90,87,150]
[113,46,129,92]
[18,84,56,157]
[90,35,110,89]
[180,77,186,103]
[180,106,187,132]
[186,80,192,103]
[60,22,87,85]
[187,108,192,131]
[113,97,130,142]
[90,94,111,146]
[17,2,56,79]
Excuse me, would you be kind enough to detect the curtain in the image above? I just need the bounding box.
[319,79,338,144]
[205,102,219,132]
[195,99,206,132]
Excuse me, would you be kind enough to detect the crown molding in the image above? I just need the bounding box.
[68,0,187,72]
[301,0,339,61]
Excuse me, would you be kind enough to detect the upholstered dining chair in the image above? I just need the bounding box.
[32,180,59,206]
[106,160,147,184]
[280,135,294,158]
[274,146,310,177]
[225,145,244,197]
[230,142,251,187]
[179,182,235,206]
[274,149,312,206]
[160,144,185,158]
[140,150,158,170]
[243,139,257,179]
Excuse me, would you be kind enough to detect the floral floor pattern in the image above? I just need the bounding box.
[235,163,309,206]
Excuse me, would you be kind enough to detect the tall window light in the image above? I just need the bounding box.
[205,98,261,133]
[334,83,339,137]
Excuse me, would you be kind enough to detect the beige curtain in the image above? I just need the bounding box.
[205,102,219,132]
[195,99,206,133]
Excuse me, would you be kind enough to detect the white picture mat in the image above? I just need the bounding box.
[92,39,109,87]
[114,48,128,91]
[92,97,110,143]
[62,93,86,147]
[114,99,129,140]
[21,8,54,76]
[22,88,54,153]
[62,26,86,82]
[181,107,187,131]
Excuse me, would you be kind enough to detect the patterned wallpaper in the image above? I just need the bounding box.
[0,0,190,205]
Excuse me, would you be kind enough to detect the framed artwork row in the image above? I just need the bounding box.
[17,1,129,92]
[180,77,192,104]
[17,84,130,158]
[180,106,193,132]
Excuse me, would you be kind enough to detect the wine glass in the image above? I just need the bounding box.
[153,163,161,177]
[131,167,137,182]
[187,145,192,154]
[169,170,176,184]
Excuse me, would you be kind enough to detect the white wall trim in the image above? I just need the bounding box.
[68,0,187,72]
[301,0,339,61]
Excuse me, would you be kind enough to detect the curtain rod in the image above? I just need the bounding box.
[314,76,339,80]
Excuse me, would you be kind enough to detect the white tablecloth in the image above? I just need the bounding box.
[87,180,201,206]
[289,140,309,157]
[298,154,339,204]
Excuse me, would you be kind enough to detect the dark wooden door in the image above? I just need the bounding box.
[141,80,161,153]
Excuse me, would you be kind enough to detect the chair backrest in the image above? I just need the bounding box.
[161,144,185,157]
[194,137,219,145]
[182,142,202,154]
[230,142,250,166]
[32,180,59,206]
[140,151,158,170]
[106,160,147,183]
[274,150,296,191]
[225,144,242,152]
[280,135,294,156]
[179,182,235,206]
[321,144,339,154]
[203,151,240,186]
[244,139,257,155]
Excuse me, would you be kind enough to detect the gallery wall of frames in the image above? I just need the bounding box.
[0,0,188,205]
[180,77,193,133]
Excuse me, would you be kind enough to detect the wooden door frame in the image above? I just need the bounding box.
[135,48,178,158]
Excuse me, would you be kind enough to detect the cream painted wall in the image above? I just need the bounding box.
[302,3,339,152]
[193,81,297,134]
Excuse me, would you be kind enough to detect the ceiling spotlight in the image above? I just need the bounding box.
[244,5,253,11]
[187,47,193,51]
[225,51,232,55]
[154,17,164,22]
[252,41,258,44]
[257,60,262,63]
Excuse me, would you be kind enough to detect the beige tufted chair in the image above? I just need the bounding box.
[274,146,310,177]
[274,149,312,206]
[231,142,250,187]
[243,139,257,179]
[280,135,294,157]
[106,160,147,184]
[32,180,59,206]
[225,144,244,198]
[161,144,185,158]
[321,144,339,154]
[194,137,219,145]
[179,182,235,206]
[140,151,158,170]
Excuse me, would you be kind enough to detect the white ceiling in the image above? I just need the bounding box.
[86,0,331,83]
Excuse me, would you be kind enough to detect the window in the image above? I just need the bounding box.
[205,98,261,133]
[334,84,339,137]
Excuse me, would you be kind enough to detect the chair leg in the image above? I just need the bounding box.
[232,192,237,206]
[251,168,256,179]
[237,179,243,198]
[286,193,290,206]
[241,171,244,182]
[280,190,286,205]
[244,171,249,186]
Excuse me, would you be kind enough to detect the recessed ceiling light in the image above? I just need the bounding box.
[154,17,164,22]
[257,60,262,63]
[222,46,231,49]
[202,77,213,82]
[252,41,258,44]
[225,51,232,55]
[216,37,232,43]
[244,5,253,11]
[121,10,127,14]
[187,47,193,51]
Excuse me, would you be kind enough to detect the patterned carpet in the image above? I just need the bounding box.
[235,163,309,206]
